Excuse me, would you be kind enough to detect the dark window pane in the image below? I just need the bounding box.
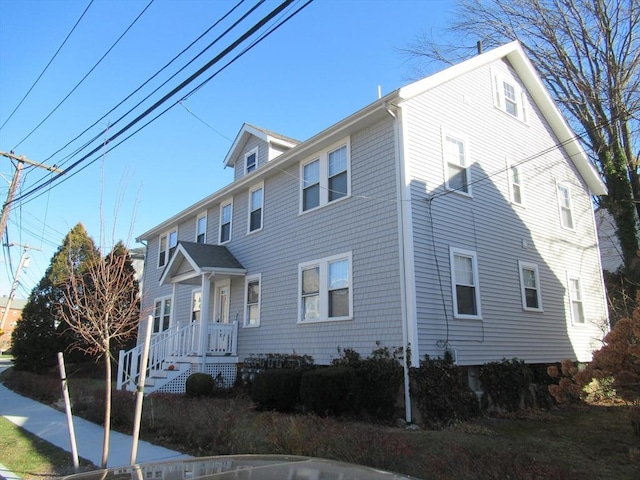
[247,281,259,304]
[525,288,538,308]
[302,267,319,294]
[329,171,347,201]
[329,288,349,317]
[303,184,320,211]
[456,285,477,315]
[220,223,230,243]
[250,208,262,231]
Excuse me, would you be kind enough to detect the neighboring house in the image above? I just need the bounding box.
[119,42,608,413]
[129,246,146,289]
[594,207,639,273]
[0,296,27,353]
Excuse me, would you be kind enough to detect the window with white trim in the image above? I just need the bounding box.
[299,253,352,322]
[244,274,261,327]
[245,148,257,174]
[301,140,350,212]
[443,133,471,195]
[196,214,207,243]
[219,200,233,244]
[450,247,481,319]
[518,261,542,311]
[191,289,202,322]
[568,276,585,324]
[493,71,527,122]
[153,296,172,333]
[508,162,524,205]
[158,228,177,268]
[557,183,574,229]
[248,185,263,233]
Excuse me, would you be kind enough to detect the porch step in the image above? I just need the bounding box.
[145,362,191,389]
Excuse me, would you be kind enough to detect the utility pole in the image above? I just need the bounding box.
[1,243,39,332]
[0,151,63,238]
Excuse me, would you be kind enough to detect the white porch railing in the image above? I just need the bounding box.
[117,321,238,391]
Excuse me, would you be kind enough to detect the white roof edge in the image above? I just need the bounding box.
[398,40,606,195]
[223,123,269,167]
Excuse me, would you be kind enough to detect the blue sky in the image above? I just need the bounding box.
[0,0,452,298]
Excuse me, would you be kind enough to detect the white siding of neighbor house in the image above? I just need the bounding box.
[402,58,606,365]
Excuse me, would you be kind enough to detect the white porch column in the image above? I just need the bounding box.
[171,283,179,328]
[199,274,212,370]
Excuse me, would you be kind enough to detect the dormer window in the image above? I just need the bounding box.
[245,148,258,174]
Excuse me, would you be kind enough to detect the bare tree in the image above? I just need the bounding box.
[403,0,639,277]
[55,241,140,468]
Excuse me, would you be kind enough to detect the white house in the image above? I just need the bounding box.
[119,42,608,411]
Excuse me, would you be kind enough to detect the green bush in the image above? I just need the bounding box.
[185,372,215,397]
[332,347,404,420]
[300,367,362,416]
[479,358,533,412]
[409,352,480,427]
[251,369,303,412]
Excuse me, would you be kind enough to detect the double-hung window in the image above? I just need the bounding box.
[153,296,171,333]
[301,140,350,212]
[158,229,177,267]
[443,133,471,195]
[196,214,207,243]
[568,275,585,324]
[219,200,233,244]
[493,71,527,122]
[245,148,257,174]
[450,247,481,319]
[557,183,574,229]
[508,161,524,206]
[518,261,542,311]
[244,274,261,327]
[299,253,352,322]
[248,185,263,233]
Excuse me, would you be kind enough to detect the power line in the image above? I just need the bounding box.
[41,0,249,168]
[11,0,155,150]
[9,0,307,208]
[0,1,94,132]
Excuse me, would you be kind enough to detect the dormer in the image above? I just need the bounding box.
[223,123,299,181]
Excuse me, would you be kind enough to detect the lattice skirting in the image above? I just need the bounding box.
[155,363,238,394]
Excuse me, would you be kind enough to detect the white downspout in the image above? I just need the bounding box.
[387,102,418,423]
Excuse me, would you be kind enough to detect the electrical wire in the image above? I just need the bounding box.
[8,0,309,208]
[41,0,248,168]
[0,0,94,132]
[11,0,155,150]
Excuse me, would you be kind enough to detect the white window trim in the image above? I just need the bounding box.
[157,228,178,268]
[441,130,472,197]
[243,273,262,328]
[492,69,528,123]
[297,252,353,324]
[449,247,482,319]
[219,199,233,244]
[195,213,207,243]
[153,295,172,333]
[247,183,264,234]
[299,138,351,214]
[518,261,543,312]
[245,147,258,174]
[567,273,586,325]
[507,158,525,207]
[556,181,575,231]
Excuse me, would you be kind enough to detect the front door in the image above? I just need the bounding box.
[215,281,230,324]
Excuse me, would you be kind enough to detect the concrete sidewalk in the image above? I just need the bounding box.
[0,358,191,471]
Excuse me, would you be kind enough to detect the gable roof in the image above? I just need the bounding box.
[159,241,246,285]
[398,41,606,195]
[223,123,299,168]
[138,41,606,242]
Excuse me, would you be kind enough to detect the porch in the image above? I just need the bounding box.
[117,241,246,394]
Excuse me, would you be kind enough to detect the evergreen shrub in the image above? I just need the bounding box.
[185,372,215,397]
[300,367,362,416]
[409,352,480,427]
[479,358,533,412]
[251,369,303,412]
